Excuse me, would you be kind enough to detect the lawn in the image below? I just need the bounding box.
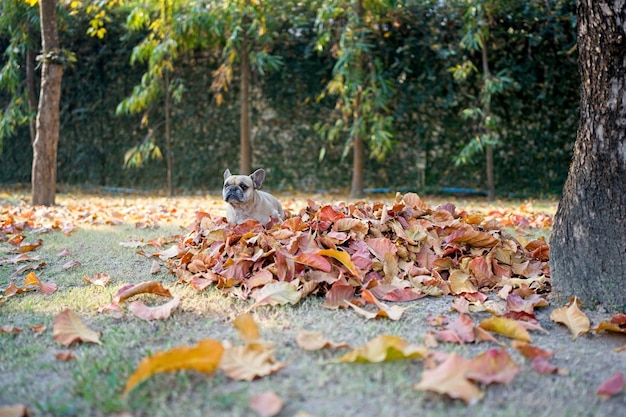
[1,191,624,417]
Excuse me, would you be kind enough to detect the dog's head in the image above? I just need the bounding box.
[222,168,265,206]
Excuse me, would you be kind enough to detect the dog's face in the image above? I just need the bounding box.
[222,168,284,225]
[222,168,264,206]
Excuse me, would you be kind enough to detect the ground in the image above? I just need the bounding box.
[0,190,624,417]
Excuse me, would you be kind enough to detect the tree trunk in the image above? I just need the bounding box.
[550,0,626,310]
[164,70,173,196]
[32,0,63,206]
[239,23,252,175]
[349,0,365,198]
[26,30,37,144]
[481,41,495,201]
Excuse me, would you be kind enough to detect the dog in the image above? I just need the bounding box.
[222,168,284,225]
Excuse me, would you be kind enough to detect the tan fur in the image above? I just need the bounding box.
[222,168,284,225]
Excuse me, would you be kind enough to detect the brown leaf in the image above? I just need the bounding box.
[234,313,261,344]
[55,350,76,362]
[414,353,484,405]
[52,309,102,346]
[249,391,284,417]
[113,281,172,304]
[549,297,590,340]
[250,281,301,308]
[295,330,349,351]
[0,404,30,417]
[128,295,181,321]
[219,345,286,381]
[84,273,111,287]
[124,339,224,395]
[466,348,520,385]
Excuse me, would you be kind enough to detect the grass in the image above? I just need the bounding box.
[1,192,624,417]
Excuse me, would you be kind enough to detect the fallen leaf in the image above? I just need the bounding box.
[52,309,102,346]
[128,295,181,321]
[0,404,30,417]
[84,273,111,287]
[295,330,349,351]
[234,313,261,343]
[478,317,531,342]
[55,350,76,362]
[124,339,224,395]
[250,281,301,309]
[317,248,360,277]
[596,372,624,399]
[62,260,82,270]
[114,281,172,304]
[249,391,284,417]
[332,335,426,363]
[466,348,520,385]
[549,298,590,340]
[414,353,484,405]
[219,344,286,381]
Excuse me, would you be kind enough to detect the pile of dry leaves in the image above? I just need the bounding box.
[168,193,551,310]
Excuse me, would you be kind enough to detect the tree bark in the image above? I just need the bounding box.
[26,29,37,144]
[550,1,626,310]
[164,69,173,196]
[350,0,365,198]
[481,40,495,201]
[32,0,63,206]
[239,18,252,175]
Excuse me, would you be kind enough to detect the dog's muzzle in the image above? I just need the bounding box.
[224,186,245,204]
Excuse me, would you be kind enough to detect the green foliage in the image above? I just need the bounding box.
[124,139,163,168]
[314,0,397,162]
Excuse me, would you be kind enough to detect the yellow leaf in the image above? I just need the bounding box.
[332,335,426,363]
[478,317,531,342]
[317,249,360,277]
[234,313,260,343]
[52,309,102,346]
[124,339,224,395]
[549,297,590,340]
[295,330,349,351]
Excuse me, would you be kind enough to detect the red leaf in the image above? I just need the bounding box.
[293,252,332,272]
[597,372,624,399]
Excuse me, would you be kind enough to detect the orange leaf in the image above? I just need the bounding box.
[332,335,426,363]
[549,297,590,340]
[478,317,531,342]
[128,295,181,321]
[52,309,102,346]
[83,273,111,287]
[113,281,172,304]
[55,350,76,362]
[249,391,284,417]
[293,252,331,272]
[414,353,484,405]
[124,339,224,395]
[317,249,359,277]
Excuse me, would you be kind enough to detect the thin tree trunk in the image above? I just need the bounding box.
[481,41,495,201]
[164,70,173,196]
[550,0,626,309]
[350,0,365,198]
[26,30,37,144]
[32,0,63,206]
[240,21,252,175]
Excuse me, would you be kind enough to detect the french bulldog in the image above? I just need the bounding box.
[222,168,284,225]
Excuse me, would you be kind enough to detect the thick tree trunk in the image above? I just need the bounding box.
[350,134,365,198]
[32,0,63,206]
[550,1,626,310]
[164,70,173,196]
[239,27,252,175]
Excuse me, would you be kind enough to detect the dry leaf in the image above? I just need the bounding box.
[597,372,624,399]
[128,295,181,321]
[332,335,426,363]
[52,309,102,346]
[84,273,111,287]
[250,281,301,309]
[55,350,76,362]
[124,339,224,395]
[114,281,172,304]
[478,317,531,342]
[466,348,520,385]
[249,391,284,417]
[0,404,30,417]
[219,344,286,381]
[234,313,261,343]
[295,330,349,351]
[549,298,590,340]
[414,353,484,405]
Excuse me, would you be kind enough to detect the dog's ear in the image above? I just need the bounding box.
[223,169,232,181]
[250,169,266,189]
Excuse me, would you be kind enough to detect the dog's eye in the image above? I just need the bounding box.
[240,183,248,191]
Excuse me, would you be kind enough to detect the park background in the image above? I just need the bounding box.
[0,0,578,198]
